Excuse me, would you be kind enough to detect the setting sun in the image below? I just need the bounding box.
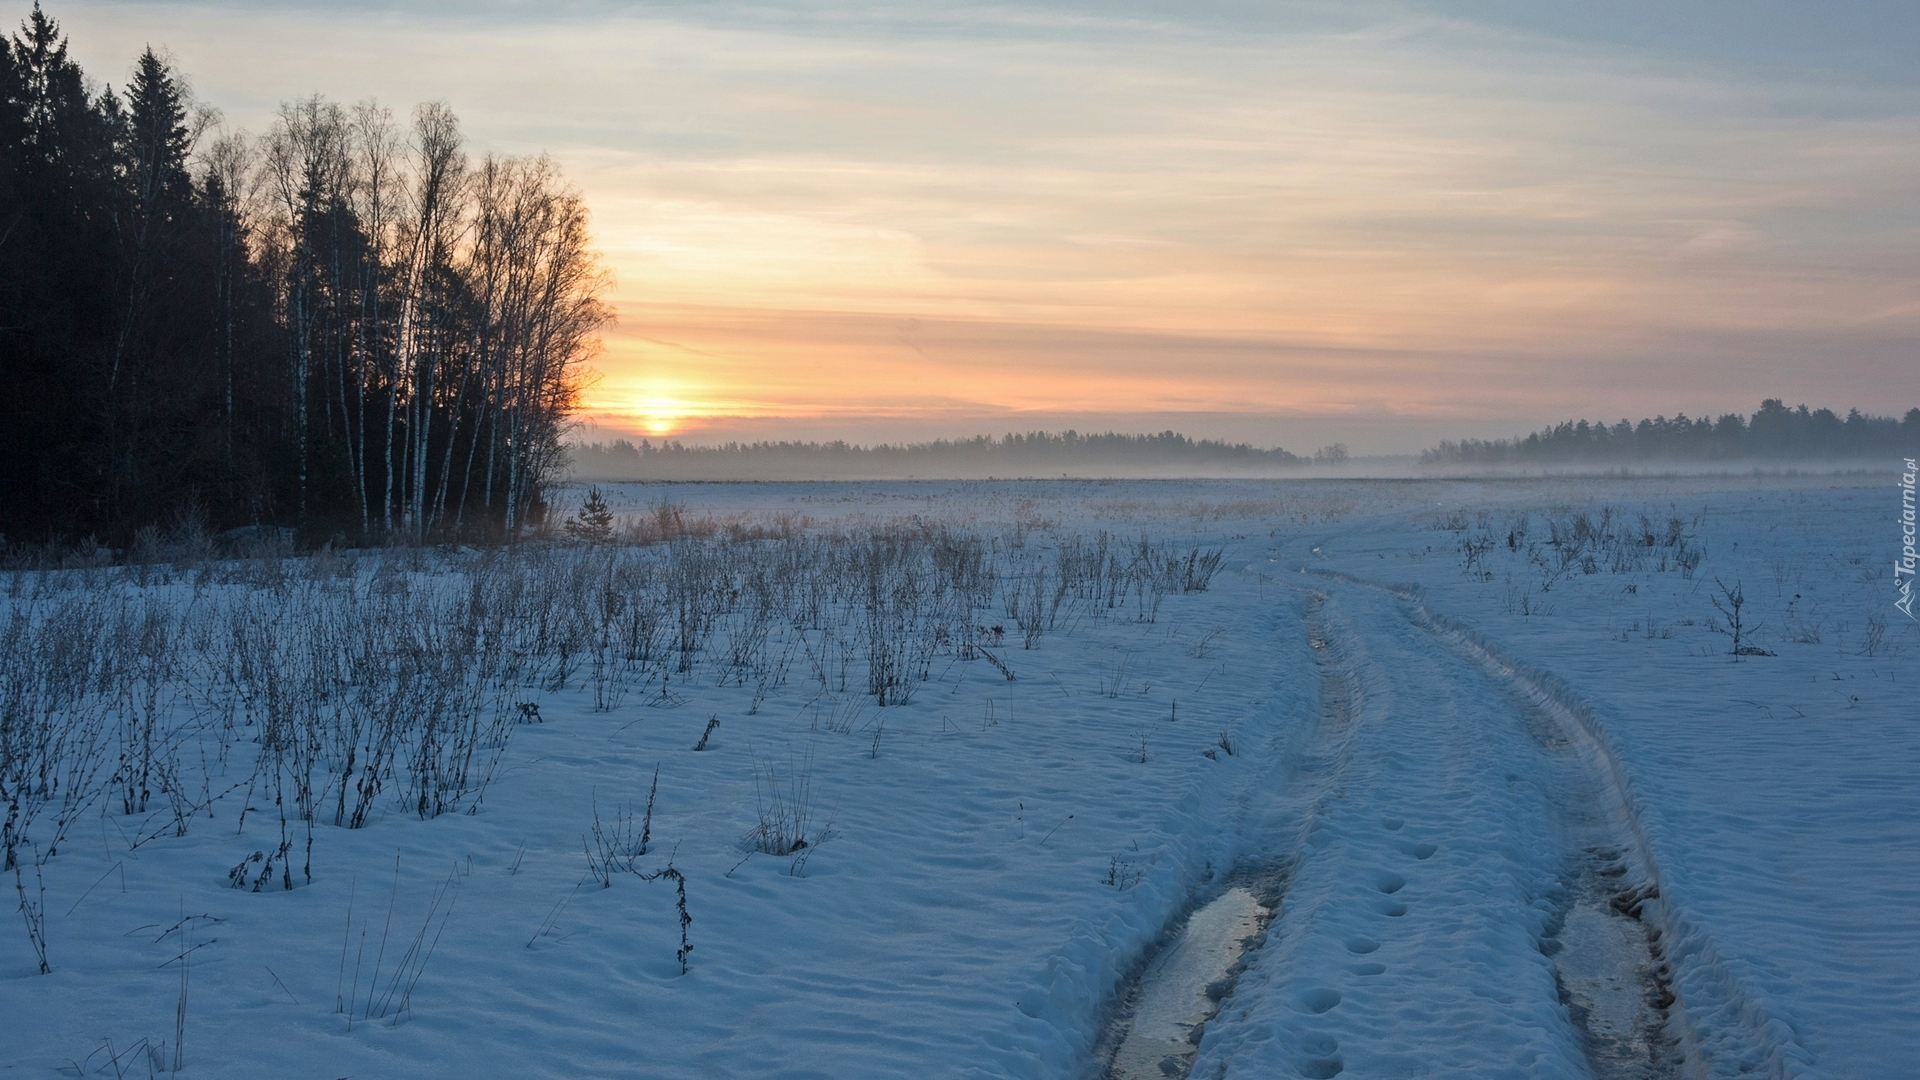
[587,371,727,439]
[635,398,689,437]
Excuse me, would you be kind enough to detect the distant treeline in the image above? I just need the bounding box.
[1,6,608,545]
[571,431,1347,481]
[1422,400,1919,466]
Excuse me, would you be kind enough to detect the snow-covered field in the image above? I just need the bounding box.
[2,475,1912,1079]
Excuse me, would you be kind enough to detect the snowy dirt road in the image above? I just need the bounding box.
[1128,572,1682,1080]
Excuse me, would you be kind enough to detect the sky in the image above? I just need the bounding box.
[53,0,1920,453]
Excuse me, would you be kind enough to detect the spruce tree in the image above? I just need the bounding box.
[565,487,616,544]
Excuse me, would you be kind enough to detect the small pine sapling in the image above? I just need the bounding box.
[564,487,616,545]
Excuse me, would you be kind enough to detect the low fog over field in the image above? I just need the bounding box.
[567,401,1918,483]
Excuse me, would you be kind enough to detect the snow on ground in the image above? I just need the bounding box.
[1284,477,1919,1080]
[1,474,1911,1079]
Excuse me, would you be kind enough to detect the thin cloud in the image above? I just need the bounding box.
[59,1,1920,447]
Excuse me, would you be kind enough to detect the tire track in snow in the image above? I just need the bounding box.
[1096,592,1358,1080]
[1166,576,1689,1079]
[1385,586,1822,1079]
[1099,567,1804,1079]
[1300,566,1808,1078]
[1397,595,1683,1079]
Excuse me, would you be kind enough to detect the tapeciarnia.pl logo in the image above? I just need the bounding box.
[1899,457,1917,620]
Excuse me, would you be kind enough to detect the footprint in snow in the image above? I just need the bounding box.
[1299,988,1342,1014]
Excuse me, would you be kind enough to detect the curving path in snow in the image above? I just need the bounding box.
[1128,572,1693,1080]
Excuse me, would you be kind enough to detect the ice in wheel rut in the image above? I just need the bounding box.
[1096,576,1686,1079]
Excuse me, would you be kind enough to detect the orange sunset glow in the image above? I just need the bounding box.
[62,2,1920,452]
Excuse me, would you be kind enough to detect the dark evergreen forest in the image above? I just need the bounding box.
[0,5,610,546]
[1423,400,1920,466]
[569,430,1330,481]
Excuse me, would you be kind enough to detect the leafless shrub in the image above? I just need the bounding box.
[1860,616,1887,656]
[633,856,693,974]
[4,513,1248,975]
[1189,627,1225,658]
[1100,653,1133,698]
[807,698,865,735]
[745,752,815,857]
[584,771,657,888]
[1463,506,1704,583]
[1675,544,1703,579]
[618,500,716,545]
[1006,565,1051,649]
[1,598,119,971]
[1173,547,1225,592]
[337,860,460,1028]
[1710,577,1774,658]
[692,715,721,751]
